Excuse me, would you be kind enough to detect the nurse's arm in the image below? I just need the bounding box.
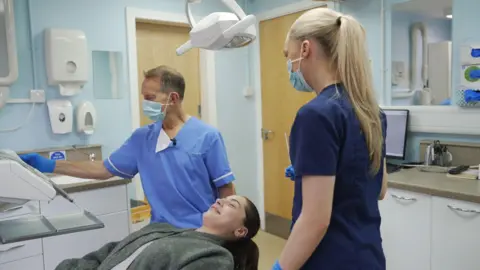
[278,175,334,270]
[379,158,388,200]
[205,132,236,197]
[218,183,236,198]
[55,131,140,180]
[55,161,113,180]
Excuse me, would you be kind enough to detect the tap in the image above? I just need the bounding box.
[72,145,96,161]
[424,143,435,166]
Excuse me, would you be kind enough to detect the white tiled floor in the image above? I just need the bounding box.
[254,231,286,269]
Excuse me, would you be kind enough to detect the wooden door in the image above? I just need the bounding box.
[136,21,201,127]
[260,11,316,219]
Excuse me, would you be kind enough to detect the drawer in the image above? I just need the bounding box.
[0,201,39,220]
[0,254,44,270]
[0,239,43,264]
[40,185,128,217]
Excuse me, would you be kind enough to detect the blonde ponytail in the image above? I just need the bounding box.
[335,15,383,174]
[289,9,383,174]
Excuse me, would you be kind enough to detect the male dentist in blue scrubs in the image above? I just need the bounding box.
[20,65,236,228]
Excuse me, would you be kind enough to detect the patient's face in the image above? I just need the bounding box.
[203,195,249,239]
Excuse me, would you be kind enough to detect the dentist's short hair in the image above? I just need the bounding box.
[144,65,186,100]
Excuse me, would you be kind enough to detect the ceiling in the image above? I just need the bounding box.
[393,0,452,19]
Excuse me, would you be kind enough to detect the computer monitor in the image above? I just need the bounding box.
[384,109,409,159]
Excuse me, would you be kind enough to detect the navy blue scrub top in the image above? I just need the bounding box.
[289,84,387,270]
[103,117,235,229]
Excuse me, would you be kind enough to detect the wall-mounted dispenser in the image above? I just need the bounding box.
[0,0,18,87]
[461,45,480,66]
[45,29,88,96]
[47,100,73,134]
[76,101,96,135]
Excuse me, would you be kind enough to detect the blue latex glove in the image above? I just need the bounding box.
[19,153,56,173]
[272,260,283,270]
[285,165,295,181]
[272,261,282,270]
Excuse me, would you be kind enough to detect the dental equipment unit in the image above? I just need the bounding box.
[176,0,257,56]
[0,150,104,244]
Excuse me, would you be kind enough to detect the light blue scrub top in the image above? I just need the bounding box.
[103,117,235,228]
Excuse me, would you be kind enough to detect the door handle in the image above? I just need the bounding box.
[0,243,25,252]
[391,194,417,201]
[447,204,480,214]
[261,128,274,140]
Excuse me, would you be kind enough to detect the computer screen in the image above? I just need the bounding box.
[384,109,409,159]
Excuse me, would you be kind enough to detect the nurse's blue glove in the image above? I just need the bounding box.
[285,165,295,181]
[19,153,56,173]
[272,260,283,270]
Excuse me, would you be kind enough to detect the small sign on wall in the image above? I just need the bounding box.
[49,150,66,161]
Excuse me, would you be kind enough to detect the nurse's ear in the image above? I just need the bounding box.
[169,92,181,104]
[301,40,310,58]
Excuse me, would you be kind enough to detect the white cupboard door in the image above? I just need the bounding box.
[43,211,129,270]
[379,188,431,270]
[431,197,480,270]
[0,255,44,270]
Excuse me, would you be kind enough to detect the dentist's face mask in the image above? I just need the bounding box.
[287,54,314,93]
[142,94,172,122]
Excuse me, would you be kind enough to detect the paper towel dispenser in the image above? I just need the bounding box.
[44,28,88,96]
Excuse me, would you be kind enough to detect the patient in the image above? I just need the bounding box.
[56,195,260,270]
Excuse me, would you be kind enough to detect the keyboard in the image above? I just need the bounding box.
[386,163,402,174]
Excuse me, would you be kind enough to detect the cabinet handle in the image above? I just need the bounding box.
[0,243,25,252]
[391,194,417,201]
[447,205,480,214]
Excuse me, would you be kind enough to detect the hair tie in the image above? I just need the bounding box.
[336,16,342,26]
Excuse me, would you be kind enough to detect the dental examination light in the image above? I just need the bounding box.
[176,0,257,56]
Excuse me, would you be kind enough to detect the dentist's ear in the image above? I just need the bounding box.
[169,92,181,104]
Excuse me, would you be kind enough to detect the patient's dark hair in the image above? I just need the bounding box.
[223,197,260,270]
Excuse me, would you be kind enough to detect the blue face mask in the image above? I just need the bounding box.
[287,58,314,92]
[142,95,171,122]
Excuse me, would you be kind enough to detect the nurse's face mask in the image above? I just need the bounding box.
[142,93,172,122]
[287,45,314,92]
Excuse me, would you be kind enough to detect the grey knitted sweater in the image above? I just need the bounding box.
[55,223,234,270]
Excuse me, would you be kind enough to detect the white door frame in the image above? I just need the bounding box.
[253,1,332,228]
[125,7,217,200]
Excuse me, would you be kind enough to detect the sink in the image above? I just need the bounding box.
[50,175,95,185]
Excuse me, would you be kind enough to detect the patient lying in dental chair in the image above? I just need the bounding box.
[55,195,260,270]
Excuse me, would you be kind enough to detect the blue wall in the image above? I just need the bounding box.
[0,0,251,200]
[3,0,480,203]
[391,11,451,106]
[248,0,480,163]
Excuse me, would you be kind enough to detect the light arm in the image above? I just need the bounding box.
[278,175,335,269]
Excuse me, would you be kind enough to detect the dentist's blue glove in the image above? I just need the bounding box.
[285,165,295,181]
[20,153,56,173]
[272,260,283,270]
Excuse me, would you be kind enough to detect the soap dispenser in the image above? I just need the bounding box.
[47,100,73,134]
[76,101,96,135]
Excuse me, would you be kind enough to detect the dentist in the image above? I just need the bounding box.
[21,65,236,229]
[274,8,388,270]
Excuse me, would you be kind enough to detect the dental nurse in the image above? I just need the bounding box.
[273,8,388,270]
[21,65,236,229]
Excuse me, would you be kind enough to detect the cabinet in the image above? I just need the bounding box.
[0,183,130,270]
[379,188,431,270]
[0,255,44,270]
[43,211,129,270]
[431,197,480,270]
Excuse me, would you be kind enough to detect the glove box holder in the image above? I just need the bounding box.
[0,210,104,244]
